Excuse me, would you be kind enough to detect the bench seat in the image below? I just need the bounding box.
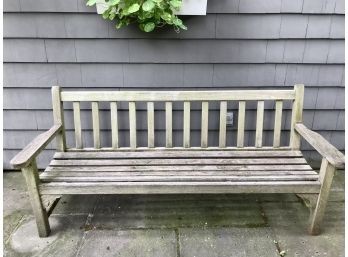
[39,150,321,194]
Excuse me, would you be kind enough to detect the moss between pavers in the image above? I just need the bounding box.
[88,194,268,230]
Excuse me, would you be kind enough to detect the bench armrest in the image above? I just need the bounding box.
[295,123,345,169]
[10,124,63,169]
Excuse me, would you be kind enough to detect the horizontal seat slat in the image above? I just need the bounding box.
[53,150,303,159]
[41,170,317,178]
[42,150,316,194]
[42,170,316,177]
[40,175,319,183]
[45,164,313,172]
[66,146,293,152]
[50,158,307,166]
[39,181,321,195]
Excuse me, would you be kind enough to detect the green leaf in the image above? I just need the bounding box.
[109,12,116,20]
[116,18,130,29]
[160,12,172,21]
[127,3,140,13]
[142,0,155,11]
[144,11,154,18]
[93,0,189,33]
[139,23,145,31]
[86,0,96,6]
[144,22,155,32]
[170,0,182,9]
[102,11,110,19]
[178,23,187,30]
[116,23,123,29]
[173,17,182,26]
[156,1,166,9]
[173,17,187,30]
[110,6,118,14]
[107,0,120,6]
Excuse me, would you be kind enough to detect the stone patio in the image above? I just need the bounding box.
[4,171,344,257]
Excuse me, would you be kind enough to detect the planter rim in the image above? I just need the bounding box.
[95,0,208,16]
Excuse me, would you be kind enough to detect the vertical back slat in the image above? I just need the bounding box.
[129,102,137,149]
[147,102,155,148]
[73,102,82,149]
[91,102,100,149]
[290,84,304,149]
[237,101,246,148]
[51,86,66,151]
[183,101,190,148]
[110,102,119,149]
[165,102,173,148]
[273,100,283,148]
[201,101,209,148]
[255,101,264,147]
[219,101,227,148]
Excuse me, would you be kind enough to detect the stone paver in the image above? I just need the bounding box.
[52,195,99,215]
[4,172,32,216]
[5,215,87,257]
[4,173,32,243]
[3,171,345,257]
[4,211,25,246]
[328,170,345,202]
[76,229,177,257]
[90,194,265,229]
[179,227,279,257]
[262,201,344,257]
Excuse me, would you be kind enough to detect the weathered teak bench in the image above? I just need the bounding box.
[11,85,345,237]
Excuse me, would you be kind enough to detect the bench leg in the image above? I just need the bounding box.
[304,158,335,235]
[21,160,51,237]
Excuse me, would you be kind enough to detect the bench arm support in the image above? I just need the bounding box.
[10,124,63,169]
[295,123,345,169]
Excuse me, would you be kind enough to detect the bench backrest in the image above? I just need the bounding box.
[52,85,304,151]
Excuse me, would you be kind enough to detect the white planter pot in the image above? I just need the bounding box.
[96,0,108,14]
[175,0,207,15]
[96,0,207,15]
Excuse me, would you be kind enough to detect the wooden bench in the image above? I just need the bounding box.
[11,85,345,237]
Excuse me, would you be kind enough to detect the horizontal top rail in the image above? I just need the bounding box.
[60,90,295,102]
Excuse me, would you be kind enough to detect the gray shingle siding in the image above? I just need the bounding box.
[4,0,345,13]
[3,0,344,169]
[4,39,345,63]
[4,64,344,89]
[4,13,345,39]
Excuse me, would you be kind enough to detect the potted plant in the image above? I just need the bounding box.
[86,0,207,32]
